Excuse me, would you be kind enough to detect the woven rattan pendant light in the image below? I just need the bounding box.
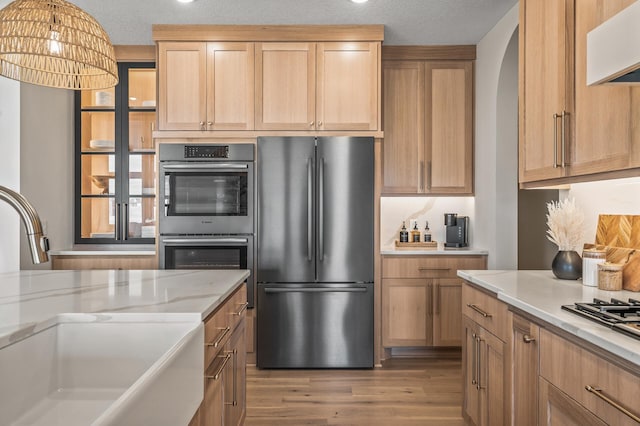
[0,0,118,89]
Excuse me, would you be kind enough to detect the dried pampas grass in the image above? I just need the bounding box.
[546,198,584,251]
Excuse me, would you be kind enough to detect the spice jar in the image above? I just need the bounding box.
[597,262,624,291]
[582,249,606,287]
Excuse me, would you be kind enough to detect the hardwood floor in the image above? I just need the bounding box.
[245,358,464,425]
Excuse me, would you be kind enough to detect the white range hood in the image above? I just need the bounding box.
[587,0,640,85]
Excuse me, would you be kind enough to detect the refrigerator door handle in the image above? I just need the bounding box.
[307,158,313,262]
[264,287,368,294]
[318,157,325,262]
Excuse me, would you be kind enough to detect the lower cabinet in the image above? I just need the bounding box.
[190,284,247,426]
[51,254,157,270]
[381,255,487,349]
[462,280,640,426]
[538,378,607,426]
[463,316,506,426]
[510,313,539,426]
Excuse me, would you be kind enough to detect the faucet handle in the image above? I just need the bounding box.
[40,236,50,252]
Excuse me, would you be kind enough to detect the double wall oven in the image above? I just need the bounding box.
[158,143,255,307]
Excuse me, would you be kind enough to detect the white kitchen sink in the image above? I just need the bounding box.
[0,314,203,426]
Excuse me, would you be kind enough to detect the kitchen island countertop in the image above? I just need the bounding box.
[458,269,640,368]
[0,269,249,349]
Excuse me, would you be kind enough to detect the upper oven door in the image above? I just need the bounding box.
[159,162,254,234]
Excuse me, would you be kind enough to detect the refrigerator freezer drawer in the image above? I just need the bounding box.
[256,283,374,368]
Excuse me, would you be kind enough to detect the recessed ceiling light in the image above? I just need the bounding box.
[177,0,194,3]
[351,0,369,3]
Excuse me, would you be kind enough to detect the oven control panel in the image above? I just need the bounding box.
[184,145,229,159]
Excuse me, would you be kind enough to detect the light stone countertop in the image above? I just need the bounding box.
[0,269,249,350]
[458,269,640,368]
[381,246,488,256]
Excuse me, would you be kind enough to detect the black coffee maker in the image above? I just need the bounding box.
[444,213,469,248]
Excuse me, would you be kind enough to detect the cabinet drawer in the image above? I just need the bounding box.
[228,284,248,332]
[540,329,640,426]
[204,303,230,368]
[382,255,486,279]
[461,282,508,342]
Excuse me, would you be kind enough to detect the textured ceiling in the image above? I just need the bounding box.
[58,0,518,46]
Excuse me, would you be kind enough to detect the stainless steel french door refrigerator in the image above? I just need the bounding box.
[256,136,374,368]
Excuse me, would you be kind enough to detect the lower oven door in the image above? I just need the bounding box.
[160,235,255,308]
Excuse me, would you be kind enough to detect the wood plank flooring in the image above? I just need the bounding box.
[245,358,464,425]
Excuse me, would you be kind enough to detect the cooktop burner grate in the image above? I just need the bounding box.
[562,298,640,341]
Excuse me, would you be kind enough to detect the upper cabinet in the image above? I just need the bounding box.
[154,25,383,134]
[519,0,640,187]
[255,42,316,131]
[158,41,254,131]
[75,62,157,244]
[381,47,475,195]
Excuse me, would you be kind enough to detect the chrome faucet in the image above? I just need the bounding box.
[0,185,49,264]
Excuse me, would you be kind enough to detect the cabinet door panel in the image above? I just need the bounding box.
[207,42,254,130]
[539,378,607,426]
[463,317,480,425]
[478,325,505,426]
[433,278,462,347]
[519,0,571,182]
[571,0,638,175]
[158,42,207,130]
[317,42,379,131]
[255,42,315,130]
[425,61,473,194]
[381,61,423,194]
[382,278,431,346]
[511,313,540,426]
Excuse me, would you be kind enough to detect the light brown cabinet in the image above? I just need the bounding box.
[382,51,474,195]
[51,255,156,270]
[519,0,640,187]
[538,378,607,426]
[539,328,640,426]
[510,313,540,426]
[381,255,486,348]
[256,41,379,131]
[158,41,254,131]
[191,284,247,426]
[462,285,508,426]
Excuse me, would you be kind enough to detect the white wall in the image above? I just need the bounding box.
[380,197,475,249]
[561,177,640,245]
[0,77,21,273]
[473,3,519,269]
[19,84,74,270]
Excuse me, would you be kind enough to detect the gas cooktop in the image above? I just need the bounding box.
[562,298,640,340]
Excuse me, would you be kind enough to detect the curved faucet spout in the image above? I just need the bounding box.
[0,185,49,264]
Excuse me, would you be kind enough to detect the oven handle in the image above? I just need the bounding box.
[161,163,249,170]
[161,238,249,244]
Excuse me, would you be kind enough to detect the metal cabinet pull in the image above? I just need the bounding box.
[232,349,238,406]
[418,267,451,272]
[435,283,441,315]
[467,304,492,318]
[428,284,433,316]
[206,353,232,381]
[318,121,323,127]
[476,336,483,390]
[427,160,432,190]
[199,121,205,130]
[205,327,230,348]
[585,385,640,423]
[309,121,314,127]
[122,203,129,241]
[207,121,213,127]
[522,334,536,343]
[561,111,569,167]
[115,203,121,240]
[318,158,325,262]
[234,302,248,316]
[419,161,424,192]
[307,158,313,262]
[553,113,560,168]
[471,333,477,386]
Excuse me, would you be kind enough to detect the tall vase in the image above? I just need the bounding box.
[552,250,582,280]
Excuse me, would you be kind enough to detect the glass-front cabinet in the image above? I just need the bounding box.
[75,62,156,244]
